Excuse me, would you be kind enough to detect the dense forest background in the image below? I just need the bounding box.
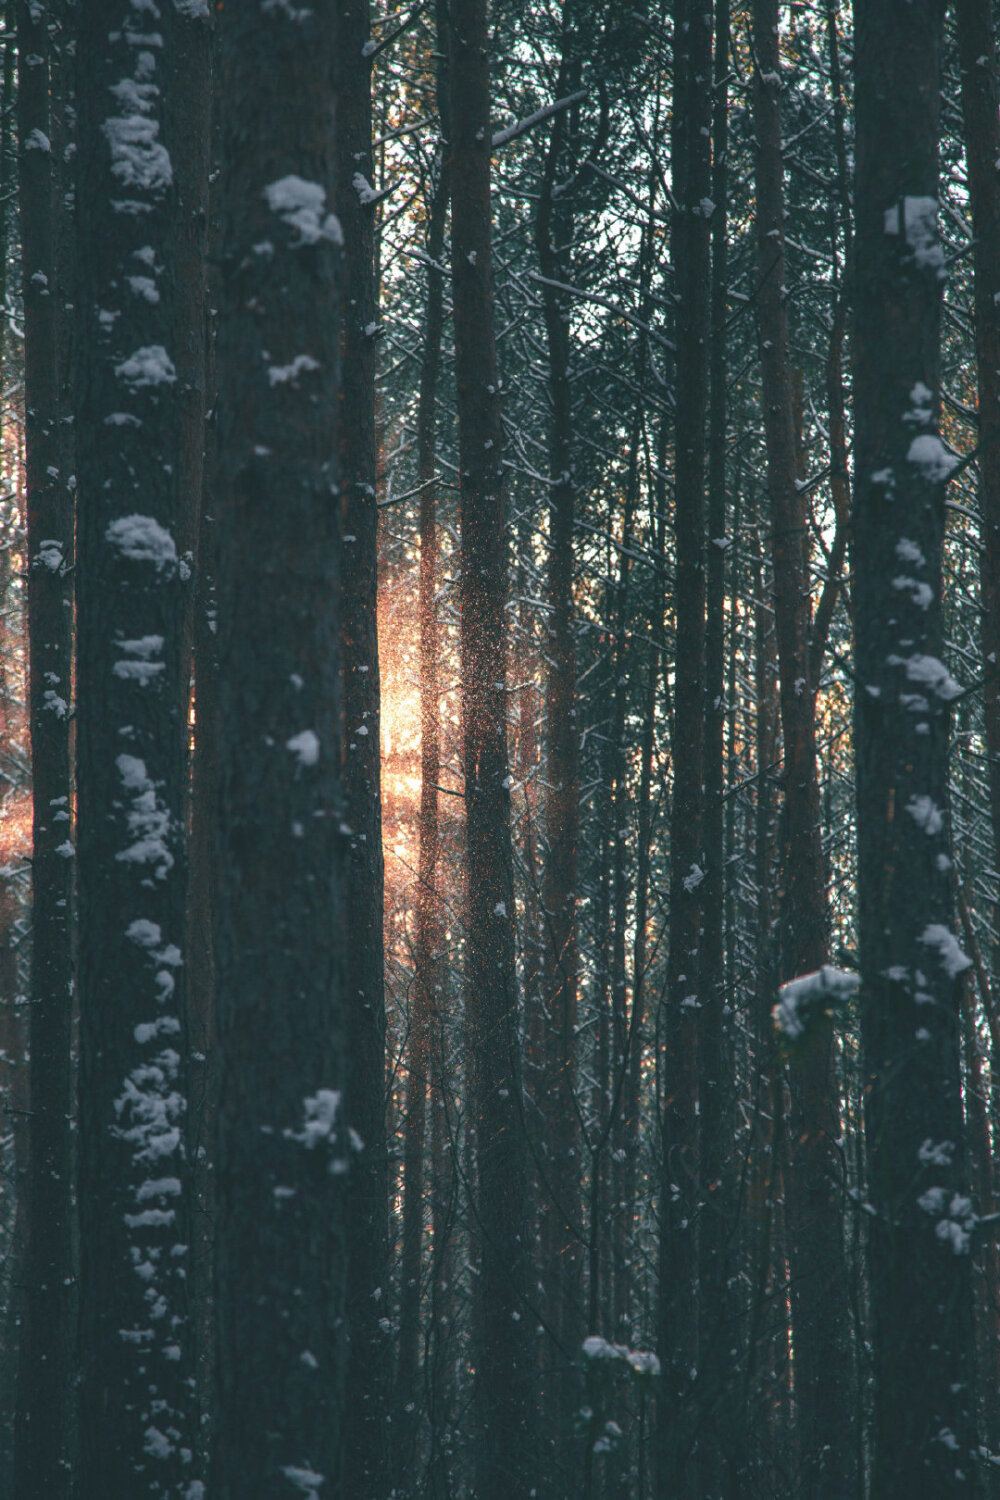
[0,0,997,1495]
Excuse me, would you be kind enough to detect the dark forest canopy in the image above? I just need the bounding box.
[0,0,998,1495]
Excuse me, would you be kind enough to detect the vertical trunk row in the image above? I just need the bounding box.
[13,2,73,1491]
[956,0,1000,1457]
[853,0,978,1490]
[213,4,346,1492]
[395,18,450,1478]
[696,0,735,1481]
[75,3,200,1491]
[657,0,711,1483]
[535,43,584,1474]
[333,6,391,1492]
[751,2,856,1489]
[450,2,538,1493]
[957,0,1000,988]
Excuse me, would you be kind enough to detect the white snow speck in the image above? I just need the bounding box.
[127,274,160,303]
[889,653,962,702]
[104,114,172,194]
[268,354,320,386]
[896,537,925,565]
[905,795,943,834]
[892,575,933,610]
[883,195,945,276]
[144,1426,174,1459]
[264,175,343,246]
[281,1468,324,1499]
[907,433,957,483]
[36,539,63,571]
[682,863,705,893]
[352,171,377,204]
[773,966,859,1040]
[286,1090,341,1152]
[920,924,971,978]
[494,901,507,917]
[286,730,320,766]
[919,1139,955,1166]
[25,128,50,152]
[106,514,177,570]
[115,344,176,389]
[581,1336,660,1376]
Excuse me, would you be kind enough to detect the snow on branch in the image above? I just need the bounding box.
[774,966,860,1040]
[492,90,588,150]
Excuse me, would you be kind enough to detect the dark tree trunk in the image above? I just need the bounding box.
[957,0,1000,972]
[697,0,737,1484]
[657,0,711,1483]
[13,3,73,1492]
[333,6,391,1492]
[751,2,856,1488]
[395,36,449,1482]
[535,46,584,1478]
[450,1,538,1492]
[212,5,347,1493]
[75,3,202,1490]
[854,0,979,1488]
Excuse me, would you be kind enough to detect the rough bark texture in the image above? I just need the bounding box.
[395,41,449,1483]
[450,1,538,1492]
[854,0,978,1488]
[13,4,73,1493]
[76,4,200,1493]
[957,0,1000,985]
[213,5,347,1493]
[697,0,736,1482]
[751,2,857,1488]
[333,5,391,1492]
[657,0,711,1483]
[535,51,584,1481]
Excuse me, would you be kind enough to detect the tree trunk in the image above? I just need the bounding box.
[212,6,347,1492]
[854,0,978,1487]
[657,0,711,1483]
[334,5,391,1492]
[957,0,1000,983]
[13,3,73,1491]
[751,2,856,1487]
[535,45,584,1478]
[450,2,538,1491]
[697,0,737,1483]
[75,2,202,1489]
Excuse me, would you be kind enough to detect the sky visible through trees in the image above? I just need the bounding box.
[0,0,999,1496]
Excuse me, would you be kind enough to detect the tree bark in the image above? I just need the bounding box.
[76,3,204,1491]
[450,1,538,1491]
[212,5,347,1492]
[333,5,391,1492]
[13,3,73,1491]
[751,2,856,1487]
[854,0,979,1487]
[957,0,1000,985]
[657,0,711,1483]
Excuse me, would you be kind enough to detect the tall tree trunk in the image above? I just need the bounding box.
[450,2,538,1492]
[697,0,737,1484]
[75,3,202,1490]
[13,3,73,1492]
[334,5,391,1492]
[395,39,450,1481]
[213,6,347,1493]
[957,0,1000,978]
[535,44,584,1479]
[657,0,711,1483]
[854,0,978,1488]
[751,3,856,1488]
